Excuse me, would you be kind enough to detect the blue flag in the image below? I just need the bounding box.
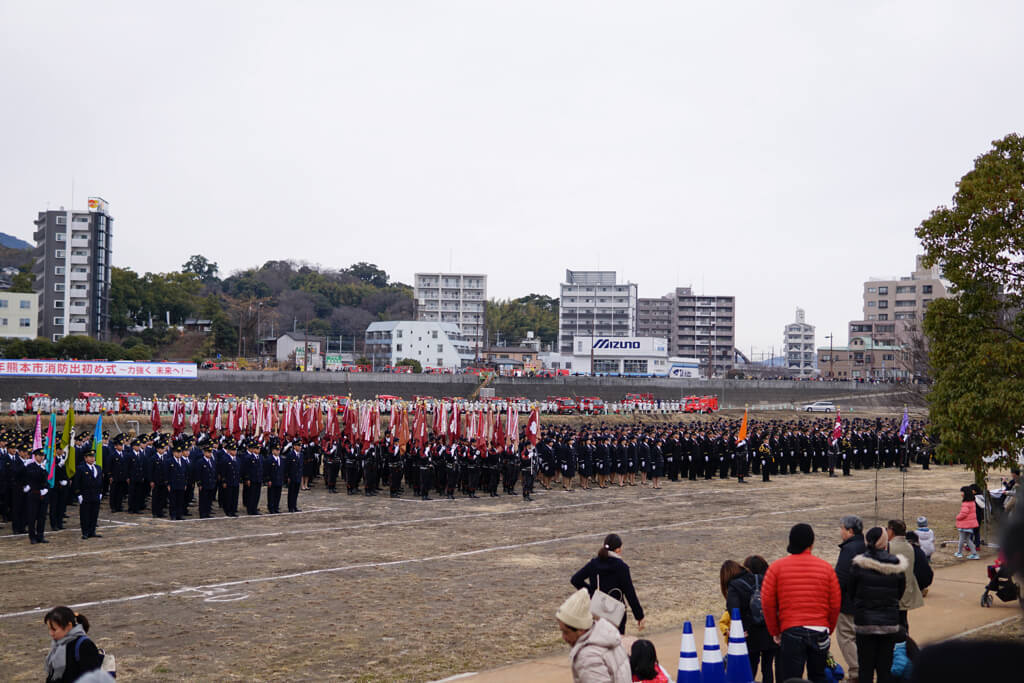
[94,415,104,468]
[898,409,909,441]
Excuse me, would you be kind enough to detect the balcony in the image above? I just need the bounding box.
[68,322,88,334]
[69,271,88,281]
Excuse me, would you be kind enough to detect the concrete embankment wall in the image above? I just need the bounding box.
[0,371,927,409]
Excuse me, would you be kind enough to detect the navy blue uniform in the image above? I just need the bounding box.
[217,450,241,516]
[147,451,168,517]
[24,459,49,543]
[264,452,285,513]
[197,455,218,518]
[241,449,263,514]
[166,455,189,520]
[284,446,303,512]
[74,462,103,538]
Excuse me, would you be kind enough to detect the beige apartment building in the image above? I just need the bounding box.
[861,255,949,327]
[818,336,910,380]
[0,292,38,339]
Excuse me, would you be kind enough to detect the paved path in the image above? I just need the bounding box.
[456,552,1020,683]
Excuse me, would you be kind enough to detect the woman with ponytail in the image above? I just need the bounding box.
[44,607,103,683]
[571,533,646,634]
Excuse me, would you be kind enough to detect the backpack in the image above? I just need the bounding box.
[749,574,765,626]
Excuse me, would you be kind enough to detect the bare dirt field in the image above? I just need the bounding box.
[0,447,993,681]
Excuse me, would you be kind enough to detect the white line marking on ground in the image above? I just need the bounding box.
[431,673,478,682]
[947,615,1021,639]
[0,497,876,619]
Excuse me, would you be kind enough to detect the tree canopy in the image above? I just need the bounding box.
[916,132,1024,479]
[486,294,558,345]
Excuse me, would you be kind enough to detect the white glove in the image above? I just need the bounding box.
[60,480,68,486]
[23,485,29,492]
[40,488,48,496]
[98,494,102,501]
[78,495,84,503]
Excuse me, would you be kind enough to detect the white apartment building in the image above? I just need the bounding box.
[783,307,816,376]
[558,270,637,355]
[364,320,473,369]
[414,272,486,350]
[0,292,38,339]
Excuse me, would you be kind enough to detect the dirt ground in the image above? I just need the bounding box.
[0,449,997,681]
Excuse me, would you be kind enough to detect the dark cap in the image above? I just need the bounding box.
[787,523,815,554]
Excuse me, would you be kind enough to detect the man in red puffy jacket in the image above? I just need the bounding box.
[762,523,842,682]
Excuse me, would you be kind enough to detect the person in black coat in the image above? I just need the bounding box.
[722,556,778,683]
[25,449,50,544]
[217,442,241,517]
[197,446,218,518]
[166,448,190,520]
[849,526,908,683]
[73,452,103,539]
[570,533,645,634]
[834,514,867,682]
[283,441,303,512]
[264,442,285,513]
[241,441,264,514]
[44,607,102,683]
[147,442,168,518]
[49,452,69,531]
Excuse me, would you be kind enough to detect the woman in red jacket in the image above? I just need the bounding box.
[955,488,980,559]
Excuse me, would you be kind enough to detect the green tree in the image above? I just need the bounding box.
[182,254,220,283]
[341,262,389,287]
[9,260,35,293]
[916,132,1024,482]
[396,358,422,373]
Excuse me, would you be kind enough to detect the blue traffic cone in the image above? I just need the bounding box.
[677,621,700,683]
[700,614,725,683]
[725,607,755,683]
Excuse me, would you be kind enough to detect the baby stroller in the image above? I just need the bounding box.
[980,553,1024,608]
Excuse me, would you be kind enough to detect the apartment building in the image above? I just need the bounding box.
[557,270,637,354]
[862,255,949,325]
[414,272,486,350]
[0,292,37,339]
[670,287,736,376]
[636,295,673,340]
[783,307,816,376]
[32,197,113,341]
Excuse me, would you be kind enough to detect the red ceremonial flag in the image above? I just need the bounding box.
[506,406,518,447]
[200,400,211,429]
[526,407,540,446]
[150,399,162,433]
[190,400,200,434]
[413,404,427,449]
[212,402,222,439]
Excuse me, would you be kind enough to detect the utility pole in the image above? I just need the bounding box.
[825,333,834,379]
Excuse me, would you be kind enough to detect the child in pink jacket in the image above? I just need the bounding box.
[955,488,979,559]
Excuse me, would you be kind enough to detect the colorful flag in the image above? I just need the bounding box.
[898,408,909,442]
[737,408,748,446]
[150,398,162,433]
[60,405,75,451]
[46,413,57,487]
[526,407,540,446]
[32,412,42,451]
[94,415,104,468]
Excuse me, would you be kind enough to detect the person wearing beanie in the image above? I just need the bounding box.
[761,523,842,682]
[914,517,935,558]
[556,588,632,683]
[834,515,866,683]
[849,527,907,683]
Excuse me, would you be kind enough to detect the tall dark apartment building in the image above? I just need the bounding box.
[33,197,113,341]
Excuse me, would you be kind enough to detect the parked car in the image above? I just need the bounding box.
[802,400,835,413]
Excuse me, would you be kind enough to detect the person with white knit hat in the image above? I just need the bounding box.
[556,588,632,683]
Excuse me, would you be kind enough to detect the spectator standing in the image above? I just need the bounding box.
[886,520,923,634]
[44,607,102,683]
[954,490,980,560]
[571,533,646,635]
[722,557,777,683]
[913,517,934,558]
[904,532,933,597]
[556,587,632,683]
[849,527,907,683]
[762,523,842,682]
[834,514,866,683]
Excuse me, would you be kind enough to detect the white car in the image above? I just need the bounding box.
[802,401,835,413]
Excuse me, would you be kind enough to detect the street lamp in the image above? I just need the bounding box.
[825,333,834,379]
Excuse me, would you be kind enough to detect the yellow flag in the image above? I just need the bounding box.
[62,407,76,478]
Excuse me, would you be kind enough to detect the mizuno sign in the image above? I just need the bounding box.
[592,339,640,349]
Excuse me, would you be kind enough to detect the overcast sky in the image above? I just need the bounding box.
[2,2,1022,357]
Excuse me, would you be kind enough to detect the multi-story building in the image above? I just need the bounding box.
[847,319,911,348]
[364,320,473,370]
[783,307,816,377]
[636,295,673,340]
[414,273,486,353]
[668,287,736,376]
[0,292,38,339]
[817,336,910,381]
[32,197,113,342]
[558,270,637,354]
[862,255,949,325]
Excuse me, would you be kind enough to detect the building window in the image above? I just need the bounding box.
[877,300,888,309]
[437,344,443,352]
[19,318,30,327]
[53,317,64,326]
[54,266,65,275]
[878,286,888,295]
[396,329,402,338]
[19,300,30,309]
[52,334,62,342]
[55,232,66,241]
[437,358,442,366]
[0,318,6,326]
[623,359,648,374]
[0,300,6,309]
[867,287,876,293]
[895,285,916,294]
[54,249,65,258]
[54,283,64,292]
[922,285,933,294]
[867,301,876,307]
[55,216,66,225]
[54,300,64,309]
[877,314,888,320]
